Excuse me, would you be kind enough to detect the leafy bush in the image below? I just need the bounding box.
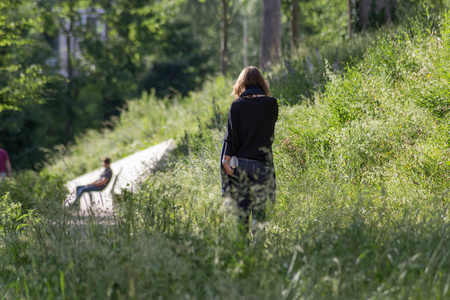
[0,193,36,238]
[0,170,66,212]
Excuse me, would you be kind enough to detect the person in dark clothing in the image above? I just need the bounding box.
[221,66,278,243]
[71,157,113,207]
[0,147,12,180]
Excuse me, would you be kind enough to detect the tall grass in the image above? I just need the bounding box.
[2,13,450,299]
[269,29,393,106]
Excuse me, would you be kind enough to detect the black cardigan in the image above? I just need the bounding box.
[223,95,278,163]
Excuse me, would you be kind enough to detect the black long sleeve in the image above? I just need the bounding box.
[223,96,278,162]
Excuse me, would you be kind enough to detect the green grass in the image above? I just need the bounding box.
[2,13,450,299]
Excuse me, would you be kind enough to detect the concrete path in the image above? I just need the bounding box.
[65,139,175,212]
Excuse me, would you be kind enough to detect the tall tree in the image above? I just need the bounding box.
[202,0,242,75]
[219,0,231,75]
[59,0,81,140]
[0,0,63,169]
[0,0,49,113]
[290,0,299,52]
[347,0,352,37]
[260,0,281,70]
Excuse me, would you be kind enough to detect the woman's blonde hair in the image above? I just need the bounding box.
[232,66,271,99]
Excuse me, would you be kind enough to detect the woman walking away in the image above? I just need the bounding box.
[221,66,278,244]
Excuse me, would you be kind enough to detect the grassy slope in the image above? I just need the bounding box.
[2,15,450,299]
[44,77,233,180]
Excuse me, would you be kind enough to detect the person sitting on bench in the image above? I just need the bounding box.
[71,157,113,207]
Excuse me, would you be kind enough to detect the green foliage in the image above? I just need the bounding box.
[0,170,66,212]
[269,30,383,105]
[0,0,220,171]
[281,0,348,43]
[0,7,81,166]
[138,18,214,97]
[0,191,41,284]
[0,0,50,112]
[0,193,32,238]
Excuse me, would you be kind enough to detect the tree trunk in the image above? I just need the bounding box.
[290,0,299,52]
[260,0,281,71]
[220,23,228,75]
[347,0,352,37]
[220,0,229,75]
[358,0,396,30]
[377,0,395,24]
[358,0,370,29]
[243,15,248,67]
[66,18,74,141]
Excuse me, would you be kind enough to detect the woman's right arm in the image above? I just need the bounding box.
[223,104,235,176]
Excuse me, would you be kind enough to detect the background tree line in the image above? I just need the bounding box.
[0,0,444,170]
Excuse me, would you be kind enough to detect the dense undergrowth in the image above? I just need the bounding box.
[2,13,450,299]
